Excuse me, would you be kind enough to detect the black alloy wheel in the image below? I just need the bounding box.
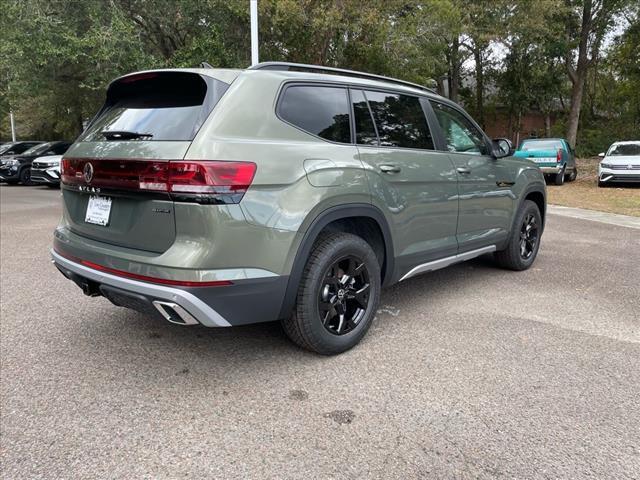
[19,168,33,186]
[282,232,381,355]
[519,213,539,260]
[494,199,542,271]
[318,256,371,335]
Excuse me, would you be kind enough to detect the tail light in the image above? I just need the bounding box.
[61,158,256,204]
[556,149,563,163]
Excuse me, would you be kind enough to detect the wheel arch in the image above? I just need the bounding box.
[278,203,395,319]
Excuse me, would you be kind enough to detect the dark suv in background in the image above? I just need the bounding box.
[0,141,71,185]
[52,63,546,355]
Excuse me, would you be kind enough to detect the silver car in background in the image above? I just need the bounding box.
[598,141,640,187]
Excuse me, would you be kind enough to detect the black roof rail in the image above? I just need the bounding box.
[249,62,437,94]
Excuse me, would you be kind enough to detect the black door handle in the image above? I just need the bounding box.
[380,164,401,174]
[456,167,471,174]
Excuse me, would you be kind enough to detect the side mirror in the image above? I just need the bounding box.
[598,152,605,157]
[492,138,514,158]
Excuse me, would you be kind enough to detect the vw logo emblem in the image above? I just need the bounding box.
[83,162,94,183]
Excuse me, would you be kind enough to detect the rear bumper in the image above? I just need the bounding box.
[51,250,288,327]
[539,165,564,174]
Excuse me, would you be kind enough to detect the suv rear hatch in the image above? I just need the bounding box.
[61,70,237,253]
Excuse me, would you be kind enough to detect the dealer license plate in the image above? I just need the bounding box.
[85,195,112,226]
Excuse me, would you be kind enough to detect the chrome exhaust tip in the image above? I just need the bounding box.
[152,301,199,325]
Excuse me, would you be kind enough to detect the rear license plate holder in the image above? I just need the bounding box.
[85,195,112,226]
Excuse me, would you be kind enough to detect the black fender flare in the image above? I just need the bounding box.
[277,203,395,319]
[505,183,547,249]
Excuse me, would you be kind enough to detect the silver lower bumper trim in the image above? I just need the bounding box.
[399,245,497,282]
[153,301,200,325]
[51,250,231,327]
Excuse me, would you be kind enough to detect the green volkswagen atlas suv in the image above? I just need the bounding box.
[52,62,546,355]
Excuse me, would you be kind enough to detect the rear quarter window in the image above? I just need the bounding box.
[278,85,351,144]
[83,72,229,142]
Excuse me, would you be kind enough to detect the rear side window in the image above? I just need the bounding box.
[278,85,351,143]
[364,91,434,150]
[83,72,229,142]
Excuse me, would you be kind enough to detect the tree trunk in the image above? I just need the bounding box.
[473,46,484,129]
[545,112,551,138]
[448,36,460,102]
[566,0,592,149]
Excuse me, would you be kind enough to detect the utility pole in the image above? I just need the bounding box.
[250,0,259,66]
[7,78,16,141]
[9,110,16,142]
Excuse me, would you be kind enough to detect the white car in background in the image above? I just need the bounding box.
[598,141,640,187]
[30,154,63,187]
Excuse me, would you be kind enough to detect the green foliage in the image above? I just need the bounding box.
[0,0,638,148]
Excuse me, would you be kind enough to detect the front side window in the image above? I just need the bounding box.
[365,91,434,149]
[431,101,487,155]
[279,85,351,143]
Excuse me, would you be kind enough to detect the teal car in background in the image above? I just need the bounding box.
[514,138,577,185]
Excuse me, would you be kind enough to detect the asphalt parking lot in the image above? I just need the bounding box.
[1,185,639,479]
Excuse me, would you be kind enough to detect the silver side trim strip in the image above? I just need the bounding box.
[399,245,497,282]
[51,250,231,327]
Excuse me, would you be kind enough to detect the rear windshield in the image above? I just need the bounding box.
[520,140,563,151]
[608,143,640,156]
[83,72,229,142]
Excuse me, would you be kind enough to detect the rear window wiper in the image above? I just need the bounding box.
[100,130,154,140]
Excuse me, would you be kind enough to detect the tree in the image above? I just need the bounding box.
[563,0,627,148]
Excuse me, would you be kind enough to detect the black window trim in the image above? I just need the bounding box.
[350,88,380,147]
[276,79,445,152]
[351,87,438,152]
[275,81,355,146]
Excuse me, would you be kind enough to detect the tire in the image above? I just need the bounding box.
[554,167,565,185]
[598,180,607,188]
[282,232,381,355]
[566,168,577,182]
[19,168,33,186]
[495,200,542,271]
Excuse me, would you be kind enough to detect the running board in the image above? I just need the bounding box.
[399,245,497,282]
